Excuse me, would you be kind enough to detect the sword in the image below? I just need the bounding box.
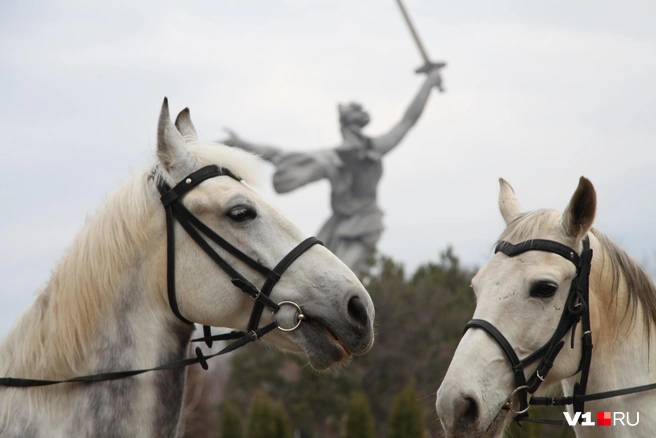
[395,0,446,90]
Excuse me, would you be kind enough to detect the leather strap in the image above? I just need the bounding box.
[496,239,581,266]
[247,237,322,332]
[0,323,278,388]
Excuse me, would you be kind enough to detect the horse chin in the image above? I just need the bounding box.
[296,320,354,371]
[442,407,510,438]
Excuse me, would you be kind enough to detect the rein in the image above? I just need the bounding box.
[465,235,656,427]
[0,164,322,388]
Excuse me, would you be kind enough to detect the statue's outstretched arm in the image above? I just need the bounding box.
[371,69,442,156]
[222,128,284,163]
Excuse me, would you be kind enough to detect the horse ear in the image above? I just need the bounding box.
[498,178,524,224]
[174,108,198,143]
[560,177,596,239]
[157,98,196,181]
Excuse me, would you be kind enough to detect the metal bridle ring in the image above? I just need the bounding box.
[273,301,305,332]
[507,385,530,415]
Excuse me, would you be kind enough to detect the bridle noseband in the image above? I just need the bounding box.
[155,164,323,342]
[464,236,594,423]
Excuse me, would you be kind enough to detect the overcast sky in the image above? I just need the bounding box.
[1,0,655,336]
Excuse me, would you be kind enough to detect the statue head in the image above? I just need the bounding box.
[338,102,370,129]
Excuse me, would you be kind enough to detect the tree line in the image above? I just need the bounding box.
[218,381,426,438]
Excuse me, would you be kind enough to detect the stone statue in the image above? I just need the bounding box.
[224,69,443,273]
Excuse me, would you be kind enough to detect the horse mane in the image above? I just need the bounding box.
[593,231,656,336]
[0,170,156,380]
[0,143,263,380]
[498,209,656,335]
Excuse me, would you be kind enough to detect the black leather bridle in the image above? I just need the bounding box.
[463,235,656,426]
[0,164,322,387]
[156,164,322,339]
[464,236,594,424]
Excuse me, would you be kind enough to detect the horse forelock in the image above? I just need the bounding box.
[497,209,562,245]
[496,209,656,337]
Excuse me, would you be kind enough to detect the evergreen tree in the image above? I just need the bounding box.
[247,391,276,438]
[343,391,376,438]
[271,402,293,438]
[387,380,425,438]
[218,399,243,438]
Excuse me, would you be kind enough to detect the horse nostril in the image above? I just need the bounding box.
[455,396,479,427]
[347,296,369,327]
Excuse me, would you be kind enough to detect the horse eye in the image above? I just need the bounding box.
[530,281,558,298]
[226,206,257,222]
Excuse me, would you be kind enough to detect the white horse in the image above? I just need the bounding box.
[0,99,375,438]
[436,177,656,438]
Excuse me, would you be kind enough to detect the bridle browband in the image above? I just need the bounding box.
[0,164,322,388]
[464,236,594,424]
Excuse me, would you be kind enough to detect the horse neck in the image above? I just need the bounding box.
[562,234,656,437]
[0,172,196,436]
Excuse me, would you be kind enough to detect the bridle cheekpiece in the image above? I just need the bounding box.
[154,164,323,345]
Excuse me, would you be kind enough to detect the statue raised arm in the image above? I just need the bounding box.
[222,128,284,164]
[222,71,442,273]
[372,67,442,155]
[223,128,341,194]
[335,68,442,163]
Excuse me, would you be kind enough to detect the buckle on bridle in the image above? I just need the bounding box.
[273,301,305,332]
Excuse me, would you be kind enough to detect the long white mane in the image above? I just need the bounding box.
[0,143,262,381]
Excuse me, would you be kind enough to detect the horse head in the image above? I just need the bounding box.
[153,98,375,370]
[436,177,597,437]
